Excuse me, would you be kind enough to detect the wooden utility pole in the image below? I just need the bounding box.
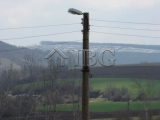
[82,12,90,120]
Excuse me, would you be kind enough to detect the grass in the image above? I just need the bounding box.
[15,81,42,89]
[19,78,160,113]
[15,79,63,90]
[37,101,160,112]
[15,77,160,96]
[89,78,134,91]
[91,118,113,120]
[87,78,160,96]
[92,116,160,120]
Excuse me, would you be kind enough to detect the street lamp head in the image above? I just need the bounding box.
[68,8,83,15]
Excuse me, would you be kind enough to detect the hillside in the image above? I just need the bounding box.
[0,41,49,69]
[0,58,20,69]
[1,40,160,70]
[41,41,160,65]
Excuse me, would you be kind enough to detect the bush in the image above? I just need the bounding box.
[90,89,101,98]
[104,84,131,101]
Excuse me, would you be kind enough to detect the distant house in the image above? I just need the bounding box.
[98,95,103,98]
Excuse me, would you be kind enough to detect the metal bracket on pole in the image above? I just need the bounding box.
[81,65,90,72]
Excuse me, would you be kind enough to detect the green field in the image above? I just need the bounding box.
[92,116,160,120]
[18,77,160,113]
[88,78,160,96]
[16,77,160,96]
[90,78,133,90]
[37,101,160,112]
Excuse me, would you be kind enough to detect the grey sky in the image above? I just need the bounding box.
[0,0,160,46]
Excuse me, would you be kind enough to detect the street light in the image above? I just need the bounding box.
[68,8,90,120]
[68,8,83,15]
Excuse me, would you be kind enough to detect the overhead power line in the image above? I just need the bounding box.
[91,31,160,39]
[91,25,160,32]
[0,31,80,41]
[90,19,160,26]
[0,23,80,31]
[0,40,81,53]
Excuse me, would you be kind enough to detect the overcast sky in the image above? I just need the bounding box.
[0,0,160,46]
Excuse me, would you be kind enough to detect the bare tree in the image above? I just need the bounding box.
[41,57,62,120]
[131,76,155,120]
[67,53,82,120]
[23,54,42,82]
[0,64,19,118]
[67,68,81,120]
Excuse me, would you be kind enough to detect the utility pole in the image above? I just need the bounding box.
[82,13,90,120]
[68,8,90,120]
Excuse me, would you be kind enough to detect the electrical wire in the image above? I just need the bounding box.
[0,40,82,53]
[0,31,81,41]
[91,25,160,32]
[0,23,80,31]
[90,19,160,25]
[91,31,160,39]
